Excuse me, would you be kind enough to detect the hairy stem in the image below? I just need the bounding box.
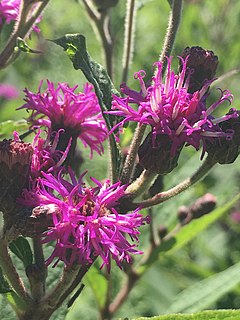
[133,156,216,209]
[109,269,139,316]
[82,0,113,78]
[157,0,183,75]
[120,124,146,184]
[122,0,137,83]
[0,236,30,303]
[126,169,157,199]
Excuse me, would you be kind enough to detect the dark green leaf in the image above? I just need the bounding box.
[0,267,11,294]
[15,37,42,54]
[9,237,33,269]
[52,34,119,120]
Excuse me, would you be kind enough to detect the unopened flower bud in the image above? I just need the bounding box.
[138,132,183,175]
[158,225,168,239]
[177,206,192,225]
[205,109,240,164]
[190,193,217,219]
[180,46,218,93]
[0,137,33,214]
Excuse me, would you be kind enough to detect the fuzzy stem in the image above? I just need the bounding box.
[122,0,137,83]
[0,236,30,303]
[157,0,183,75]
[133,156,216,209]
[126,169,157,199]
[109,268,139,316]
[81,0,113,78]
[0,0,50,69]
[120,124,147,184]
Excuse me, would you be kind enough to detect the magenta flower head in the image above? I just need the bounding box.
[0,83,19,100]
[110,57,237,160]
[30,129,70,180]
[0,0,41,32]
[0,0,19,25]
[19,81,108,158]
[21,170,149,271]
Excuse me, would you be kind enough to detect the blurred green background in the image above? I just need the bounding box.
[1,0,240,319]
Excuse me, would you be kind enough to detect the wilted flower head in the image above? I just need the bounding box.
[19,81,108,158]
[20,170,149,271]
[110,57,237,156]
[0,132,33,214]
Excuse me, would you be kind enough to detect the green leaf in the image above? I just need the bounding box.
[0,120,29,139]
[133,309,240,319]
[139,194,240,273]
[163,193,240,254]
[0,267,11,294]
[52,34,119,122]
[85,265,108,310]
[166,260,240,314]
[15,37,42,54]
[9,237,33,269]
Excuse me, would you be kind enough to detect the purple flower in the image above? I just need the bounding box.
[0,0,41,32]
[30,129,70,179]
[20,170,149,271]
[19,81,108,158]
[0,0,19,25]
[0,83,19,100]
[110,57,238,156]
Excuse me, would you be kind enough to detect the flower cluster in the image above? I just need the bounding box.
[20,81,108,158]
[110,57,238,158]
[20,170,149,271]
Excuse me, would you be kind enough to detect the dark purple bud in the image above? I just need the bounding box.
[180,46,218,93]
[177,206,192,225]
[158,225,168,239]
[138,132,184,175]
[205,109,240,164]
[190,193,217,219]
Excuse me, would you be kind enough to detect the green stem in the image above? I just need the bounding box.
[0,0,50,69]
[120,123,147,184]
[0,237,30,303]
[30,238,47,299]
[157,0,183,75]
[81,0,113,78]
[133,157,216,209]
[122,0,137,83]
[126,169,157,199]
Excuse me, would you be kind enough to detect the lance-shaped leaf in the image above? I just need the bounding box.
[133,309,240,320]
